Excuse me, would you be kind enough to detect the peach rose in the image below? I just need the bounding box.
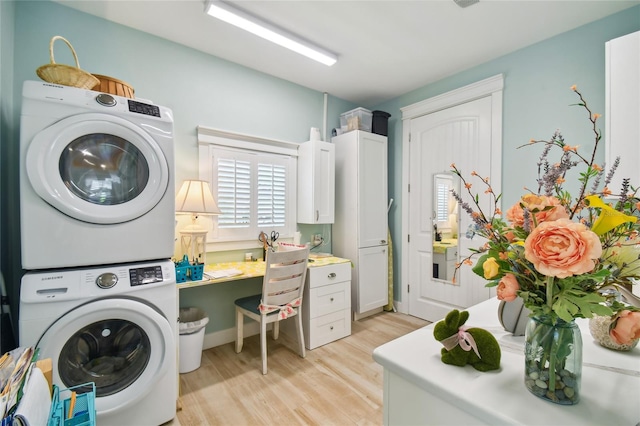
[524,218,602,279]
[610,310,640,345]
[506,194,569,228]
[482,257,500,279]
[496,273,520,302]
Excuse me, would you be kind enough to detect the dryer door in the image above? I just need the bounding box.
[26,113,169,224]
[35,298,175,416]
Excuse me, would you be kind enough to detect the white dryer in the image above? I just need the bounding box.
[19,259,178,426]
[20,80,175,270]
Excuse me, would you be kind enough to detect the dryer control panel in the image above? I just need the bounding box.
[129,265,164,286]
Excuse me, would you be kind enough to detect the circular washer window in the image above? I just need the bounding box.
[59,134,150,206]
[57,319,151,397]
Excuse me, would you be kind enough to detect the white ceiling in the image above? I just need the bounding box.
[55,0,639,106]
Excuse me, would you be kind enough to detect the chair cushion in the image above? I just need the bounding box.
[235,294,262,314]
[235,294,287,317]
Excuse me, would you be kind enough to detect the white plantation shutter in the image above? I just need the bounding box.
[257,163,287,227]
[217,157,251,228]
[436,182,449,222]
[199,130,297,248]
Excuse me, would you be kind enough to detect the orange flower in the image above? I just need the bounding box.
[593,113,601,120]
[506,194,569,228]
[556,177,565,184]
[496,274,520,302]
[504,231,516,242]
[592,164,602,172]
[499,252,509,261]
[524,218,602,278]
[602,187,612,197]
[495,208,502,215]
[570,84,577,91]
[636,201,640,210]
[465,183,472,189]
[610,310,640,345]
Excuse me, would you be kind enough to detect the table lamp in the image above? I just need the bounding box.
[175,180,221,265]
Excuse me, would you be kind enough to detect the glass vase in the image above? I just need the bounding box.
[524,315,582,405]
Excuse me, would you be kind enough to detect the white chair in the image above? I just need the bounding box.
[234,246,310,374]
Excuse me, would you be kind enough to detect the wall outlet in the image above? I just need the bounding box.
[313,234,323,245]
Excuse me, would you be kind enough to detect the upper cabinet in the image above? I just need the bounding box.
[605,31,639,192]
[297,140,335,224]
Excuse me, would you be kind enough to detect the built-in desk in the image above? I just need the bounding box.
[373,297,640,425]
[177,255,353,349]
[176,255,351,289]
[176,261,267,289]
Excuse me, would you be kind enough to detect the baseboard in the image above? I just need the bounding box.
[202,322,264,350]
[353,306,383,321]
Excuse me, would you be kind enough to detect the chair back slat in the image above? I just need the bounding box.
[262,247,309,308]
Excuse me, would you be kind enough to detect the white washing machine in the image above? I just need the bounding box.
[19,259,178,426]
[20,80,175,270]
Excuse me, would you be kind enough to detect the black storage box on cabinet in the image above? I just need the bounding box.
[371,110,391,136]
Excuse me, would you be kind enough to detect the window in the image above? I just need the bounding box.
[198,127,298,251]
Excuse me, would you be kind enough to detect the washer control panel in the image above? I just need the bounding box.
[128,99,160,117]
[129,265,164,287]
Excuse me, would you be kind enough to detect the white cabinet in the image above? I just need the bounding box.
[301,261,351,349]
[297,140,335,224]
[332,131,388,317]
[605,31,639,192]
[357,246,389,313]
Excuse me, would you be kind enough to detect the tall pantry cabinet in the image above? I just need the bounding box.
[332,130,389,319]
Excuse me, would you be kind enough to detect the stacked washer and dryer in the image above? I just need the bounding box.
[18,81,178,426]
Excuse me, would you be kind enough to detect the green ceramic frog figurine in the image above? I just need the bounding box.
[433,309,501,372]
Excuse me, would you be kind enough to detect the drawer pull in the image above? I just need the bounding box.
[330,297,334,302]
[328,272,336,279]
[330,326,334,330]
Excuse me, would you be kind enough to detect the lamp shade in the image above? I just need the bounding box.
[175,180,221,215]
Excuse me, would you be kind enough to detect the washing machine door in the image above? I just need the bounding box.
[26,113,169,224]
[35,298,175,416]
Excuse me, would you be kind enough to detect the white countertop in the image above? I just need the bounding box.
[373,298,640,425]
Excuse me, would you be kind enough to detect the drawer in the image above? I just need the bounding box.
[306,309,351,350]
[308,262,351,288]
[308,281,350,318]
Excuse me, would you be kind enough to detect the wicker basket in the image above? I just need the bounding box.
[36,36,99,90]
[91,74,135,98]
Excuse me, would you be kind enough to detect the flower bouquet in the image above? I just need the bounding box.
[451,86,640,405]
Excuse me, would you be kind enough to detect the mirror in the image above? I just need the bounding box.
[432,172,459,283]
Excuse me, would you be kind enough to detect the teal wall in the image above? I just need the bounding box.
[374,5,640,304]
[1,1,638,341]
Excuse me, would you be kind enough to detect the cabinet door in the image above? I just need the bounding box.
[357,245,389,313]
[297,140,335,224]
[357,133,388,248]
[314,142,335,223]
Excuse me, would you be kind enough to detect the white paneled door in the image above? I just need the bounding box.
[407,96,495,322]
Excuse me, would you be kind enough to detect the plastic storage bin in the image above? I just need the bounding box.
[340,107,372,132]
[372,110,391,136]
[179,307,209,373]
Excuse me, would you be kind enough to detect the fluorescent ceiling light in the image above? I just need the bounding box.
[205,0,338,66]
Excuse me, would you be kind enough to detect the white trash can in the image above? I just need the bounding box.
[178,307,209,373]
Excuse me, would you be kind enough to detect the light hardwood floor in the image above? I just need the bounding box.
[167,311,428,425]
